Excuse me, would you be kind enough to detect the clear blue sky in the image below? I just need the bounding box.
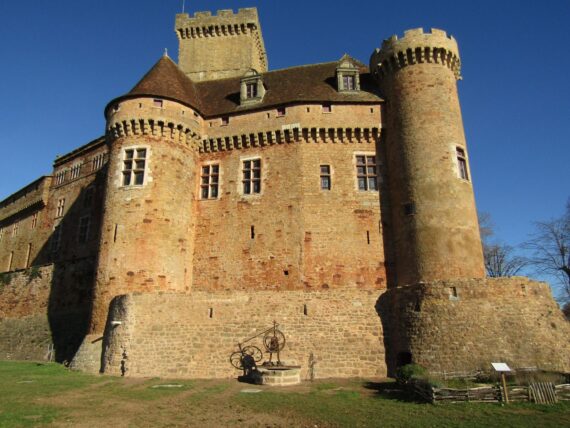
[0,1,568,256]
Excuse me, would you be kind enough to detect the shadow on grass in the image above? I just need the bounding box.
[363,381,427,404]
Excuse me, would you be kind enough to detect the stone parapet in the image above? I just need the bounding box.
[370,28,461,81]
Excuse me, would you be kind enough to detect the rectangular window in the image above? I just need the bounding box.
[25,243,32,268]
[356,155,378,191]
[242,159,261,195]
[122,148,147,186]
[56,198,65,218]
[12,222,19,237]
[78,216,90,243]
[221,116,229,126]
[456,147,469,180]
[246,82,257,98]
[320,165,331,190]
[343,75,356,90]
[153,99,163,108]
[322,103,332,113]
[0,227,4,242]
[200,164,219,199]
[55,170,67,185]
[70,163,82,180]
[92,153,107,171]
[31,212,38,229]
[83,186,94,207]
[276,107,286,117]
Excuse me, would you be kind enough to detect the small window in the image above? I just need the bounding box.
[243,159,261,194]
[322,103,332,113]
[55,170,67,185]
[83,186,94,208]
[78,216,91,243]
[246,82,257,98]
[221,116,229,126]
[92,153,107,171]
[70,163,82,180]
[320,165,331,190]
[343,75,356,91]
[122,148,147,186]
[153,99,163,108]
[276,107,286,117]
[456,147,469,180]
[56,198,65,218]
[355,155,378,191]
[12,221,19,237]
[0,227,4,242]
[31,212,38,229]
[200,164,220,199]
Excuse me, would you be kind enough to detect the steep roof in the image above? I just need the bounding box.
[197,62,382,116]
[106,54,201,114]
[107,56,382,118]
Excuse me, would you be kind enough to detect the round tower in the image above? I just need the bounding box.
[89,55,202,333]
[370,28,484,285]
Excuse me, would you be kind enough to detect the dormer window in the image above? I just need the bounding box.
[240,69,265,106]
[336,54,360,92]
[246,82,258,98]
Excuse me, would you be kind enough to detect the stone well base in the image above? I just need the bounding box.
[258,366,301,386]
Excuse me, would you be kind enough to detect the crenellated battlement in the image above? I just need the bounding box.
[370,28,461,80]
[175,8,261,40]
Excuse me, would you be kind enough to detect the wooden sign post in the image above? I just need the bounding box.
[492,362,512,404]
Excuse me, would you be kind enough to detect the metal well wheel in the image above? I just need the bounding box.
[263,329,286,352]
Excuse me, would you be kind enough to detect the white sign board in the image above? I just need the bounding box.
[491,362,511,372]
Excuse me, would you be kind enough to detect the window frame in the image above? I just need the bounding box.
[56,198,65,218]
[320,165,332,190]
[121,146,148,187]
[200,163,220,200]
[78,216,91,243]
[241,157,262,196]
[354,153,379,192]
[456,147,470,181]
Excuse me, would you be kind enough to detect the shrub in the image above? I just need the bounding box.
[396,363,427,384]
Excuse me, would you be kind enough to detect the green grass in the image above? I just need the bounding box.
[235,385,570,428]
[0,361,569,427]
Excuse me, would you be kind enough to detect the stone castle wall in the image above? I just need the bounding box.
[378,277,570,375]
[98,289,386,379]
[0,259,96,363]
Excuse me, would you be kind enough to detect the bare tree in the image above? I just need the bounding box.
[524,200,570,301]
[484,244,527,278]
[478,211,527,278]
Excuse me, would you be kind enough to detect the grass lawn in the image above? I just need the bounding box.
[0,361,569,427]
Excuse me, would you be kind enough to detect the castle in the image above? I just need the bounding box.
[0,8,568,379]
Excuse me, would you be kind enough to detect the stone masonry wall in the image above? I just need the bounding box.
[101,289,386,379]
[0,259,96,363]
[0,265,53,360]
[378,277,570,375]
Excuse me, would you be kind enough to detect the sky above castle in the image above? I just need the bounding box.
[0,0,568,291]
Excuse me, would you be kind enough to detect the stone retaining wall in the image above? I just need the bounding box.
[99,289,386,379]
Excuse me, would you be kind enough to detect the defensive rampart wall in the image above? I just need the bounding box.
[97,290,386,379]
[378,277,570,375]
